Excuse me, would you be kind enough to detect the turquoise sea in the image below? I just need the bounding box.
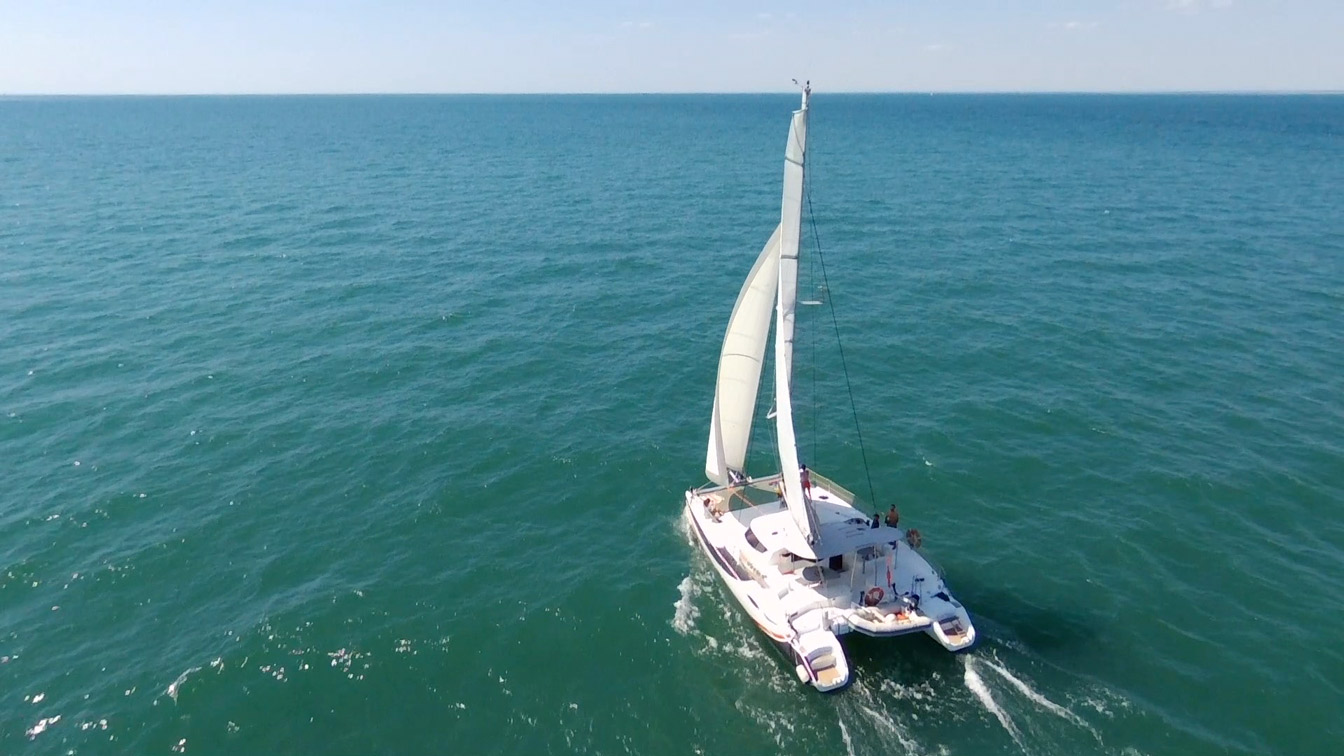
[1,94,1341,755]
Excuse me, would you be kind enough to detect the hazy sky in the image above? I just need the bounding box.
[1,1,1340,94]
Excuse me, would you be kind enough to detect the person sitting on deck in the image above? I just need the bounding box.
[885,505,900,528]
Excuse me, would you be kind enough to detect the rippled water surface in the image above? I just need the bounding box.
[2,94,1342,755]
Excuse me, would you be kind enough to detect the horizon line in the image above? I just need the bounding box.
[3,89,1342,98]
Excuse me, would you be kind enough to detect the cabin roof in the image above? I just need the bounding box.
[747,497,903,561]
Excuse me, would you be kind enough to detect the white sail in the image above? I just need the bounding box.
[775,90,819,554]
[706,225,782,485]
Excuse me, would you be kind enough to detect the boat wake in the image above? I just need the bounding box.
[978,655,1102,742]
[963,655,1026,750]
[670,517,1130,755]
[672,514,710,637]
[676,571,818,750]
[674,499,1134,754]
[855,698,923,754]
[164,665,203,704]
[671,574,701,636]
[833,645,1125,756]
[832,675,937,756]
[837,716,858,756]
[671,529,778,663]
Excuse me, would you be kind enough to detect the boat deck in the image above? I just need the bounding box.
[695,482,940,617]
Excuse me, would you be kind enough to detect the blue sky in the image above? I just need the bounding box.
[1,1,1339,93]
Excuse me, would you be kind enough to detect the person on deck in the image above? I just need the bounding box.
[800,464,811,497]
[885,505,900,528]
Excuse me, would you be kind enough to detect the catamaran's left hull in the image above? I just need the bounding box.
[683,490,851,691]
[682,493,794,644]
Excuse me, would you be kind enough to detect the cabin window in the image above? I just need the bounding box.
[828,554,844,572]
[745,528,768,553]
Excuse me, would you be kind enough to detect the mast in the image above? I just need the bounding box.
[774,82,820,554]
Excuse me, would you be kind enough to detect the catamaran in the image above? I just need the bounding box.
[684,84,975,692]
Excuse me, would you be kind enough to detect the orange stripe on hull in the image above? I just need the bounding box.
[754,620,790,642]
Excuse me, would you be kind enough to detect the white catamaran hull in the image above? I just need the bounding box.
[683,475,975,692]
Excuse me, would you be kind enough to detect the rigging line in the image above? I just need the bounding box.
[759,321,779,476]
[767,360,780,476]
[806,189,879,509]
[807,188,819,465]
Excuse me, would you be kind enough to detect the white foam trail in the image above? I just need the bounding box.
[26,714,61,739]
[963,656,1025,750]
[837,680,920,755]
[837,715,857,756]
[678,507,698,546]
[165,666,202,703]
[736,701,798,752]
[857,703,920,754]
[981,657,1101,741]
[672,575,700,635]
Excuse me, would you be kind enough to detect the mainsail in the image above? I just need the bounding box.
[705,225,782,485]
[705,85,819,558]
[774,89,820,554]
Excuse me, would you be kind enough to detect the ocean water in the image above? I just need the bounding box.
[1,93,1341,755]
